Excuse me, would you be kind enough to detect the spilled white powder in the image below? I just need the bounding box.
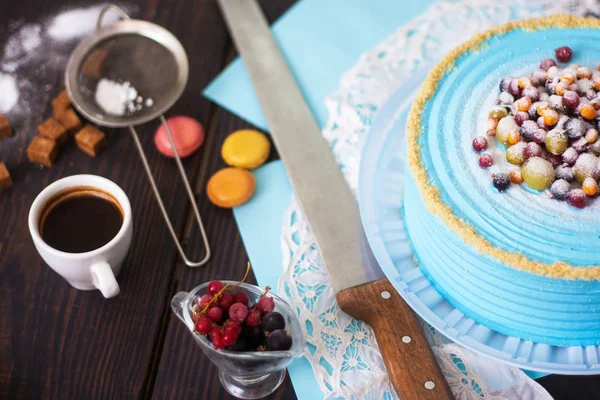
[47,5,121,41]
[0,73,18,113]
[1,23,42,72]
[0,3,136,167]
[95,79,138,116]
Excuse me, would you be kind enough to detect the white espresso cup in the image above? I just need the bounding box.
[28,175,132,298]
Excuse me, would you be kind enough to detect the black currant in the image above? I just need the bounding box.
[261,312,285,334]
[242,325,262,349]
[226,338,247,352]
[266,329,293,351]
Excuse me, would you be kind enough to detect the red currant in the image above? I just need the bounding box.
[224,322,241,337]
[245,309,262,327]
[233,292,249,306]
[223,332,238,347]
[195,314,213,334]
[208,280,225,296]
[555,46,572,63]
[219,293,234,311]
[514,111,529,126]
[212,334,226,349]
[478,153,493,168]
[229,303,249,322]
[562,90,580,109]
[546,153,562,168]
[210,326,221,340]
[208,307,223,323]
[540,58,556,71]
[199,294,213,309]
[567,189,587,208]
[524,142,542,159]
[257,296,275,315]
[472,136,487,152]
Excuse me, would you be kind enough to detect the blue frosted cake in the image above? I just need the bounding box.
[405,15,600,347]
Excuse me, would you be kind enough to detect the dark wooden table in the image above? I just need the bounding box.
[1,1,598,399]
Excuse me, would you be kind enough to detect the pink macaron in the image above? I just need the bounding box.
[154,116,204,158]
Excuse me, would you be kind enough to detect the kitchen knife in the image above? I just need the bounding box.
[217,1,453,398]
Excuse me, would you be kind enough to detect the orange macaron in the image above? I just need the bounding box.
[207,167,256,208]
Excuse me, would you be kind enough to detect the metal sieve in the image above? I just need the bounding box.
[65,5,210,267]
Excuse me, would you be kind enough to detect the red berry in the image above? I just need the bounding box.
[540,58,556,71]
[212,334,226,349]
[472,136,488,152]
[508,79,521,96]
[245,309,262,327]
[567,189,587,208]
[223,332,237,346]
[536,116,546,129]
[524,142,542,159]
[224,323,241,337]
[199,294,213,309]
[229,303,249,322]
[219,293,234,311]
[514,111,530,126]
[562,90,580,109]
[522,86,539,102]
[478,153,493,168]
[546,153,562,168]
[208,306,223,323]
[257,296,275,315]
[195,314,213,334]
[210,326,221,340]
[532,129,547,144]
[208,280,225,295]
[233,292,249,306]
[555,46,572,63]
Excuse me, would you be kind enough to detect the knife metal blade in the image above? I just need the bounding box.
[217,1,453,399]
[216,1,378,295]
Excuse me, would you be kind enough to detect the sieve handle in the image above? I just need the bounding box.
[129,120,211,268]
[96,4,130,32]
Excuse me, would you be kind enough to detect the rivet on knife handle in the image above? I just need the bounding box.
[337,279,453,400]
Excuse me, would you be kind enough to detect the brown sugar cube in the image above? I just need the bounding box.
[52,90,72,117]
[27,137,58,167]
[0,162,12,190]
[56,108,82,134]
[38,118,68,146]
[75,124,107,157]
[0,114,12,140]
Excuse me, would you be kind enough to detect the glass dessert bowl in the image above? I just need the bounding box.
[171,281,304,399]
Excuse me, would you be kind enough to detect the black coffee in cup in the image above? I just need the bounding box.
[40,186,123,253]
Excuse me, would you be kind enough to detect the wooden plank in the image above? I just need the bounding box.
[150,1,296,398]
[0,0,231,397]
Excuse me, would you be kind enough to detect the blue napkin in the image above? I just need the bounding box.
[204,0,436,130]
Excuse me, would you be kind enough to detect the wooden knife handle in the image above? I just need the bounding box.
[337,278,453,400]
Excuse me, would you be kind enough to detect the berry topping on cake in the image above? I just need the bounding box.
[567,188,587,208]
[475,48,599,207]
[550,179,571,200]
[478,153,493,168]
[472,136,488,152]
[555,46,573,63]
[492,172,511,191]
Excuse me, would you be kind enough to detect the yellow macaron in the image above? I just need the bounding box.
[221,129,270,169]
[207,167,256,208]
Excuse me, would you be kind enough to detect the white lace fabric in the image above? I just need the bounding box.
[277,1,599,399]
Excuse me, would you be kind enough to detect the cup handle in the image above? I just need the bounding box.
[171,292,190,325]
[91,262,120,298]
